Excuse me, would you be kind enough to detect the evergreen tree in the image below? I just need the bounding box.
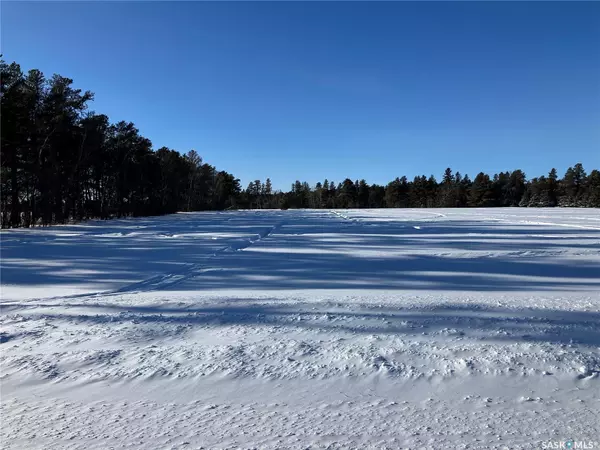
[426,175,438,207]
[2,56,599,226]
[439,168,457,207]
[584,170,600,207]
[547,168,558,206]
[560,163,587,206]
[357,179,370,208]
[469,173,495,207]
[338,178,357,208]
[504,170,526,206]
[368,184,385,208]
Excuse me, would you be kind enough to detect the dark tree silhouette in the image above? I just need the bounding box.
[1,58,599,227]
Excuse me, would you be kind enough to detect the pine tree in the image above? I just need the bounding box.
[357,179,369,208]
[584,170,600,207]
[439,168,457,207]
[469,173,495,207]
[3,55,600,227]
[338,179,357,208]
[426,175,438,207]
[505,170,526,206]
[265,178,272,196]
[561,163,587,206]
[547,168,558,206]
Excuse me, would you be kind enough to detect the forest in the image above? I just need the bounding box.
[2,59,599,228]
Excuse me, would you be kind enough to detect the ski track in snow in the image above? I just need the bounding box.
[1,208,600,449]
[108,220,285,295]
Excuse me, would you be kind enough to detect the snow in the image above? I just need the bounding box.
[1,208,599,449]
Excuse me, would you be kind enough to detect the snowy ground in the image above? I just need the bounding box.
[1,208,599,449]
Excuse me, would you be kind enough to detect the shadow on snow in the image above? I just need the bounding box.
[4,301,600,348]
[1,210,599,296]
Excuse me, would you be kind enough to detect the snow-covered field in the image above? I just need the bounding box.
[1,208,599,449]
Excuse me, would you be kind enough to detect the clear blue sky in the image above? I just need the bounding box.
[3,1,599,190]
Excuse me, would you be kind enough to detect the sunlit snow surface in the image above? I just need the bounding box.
[1,208,599,449]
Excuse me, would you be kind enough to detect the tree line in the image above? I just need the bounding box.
[1,59,242,228]
[243,163,599,211]
[1,59,599,228]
